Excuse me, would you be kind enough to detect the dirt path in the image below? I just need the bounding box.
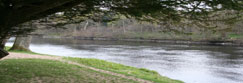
[1,52,152,83]
[2,53,62,60]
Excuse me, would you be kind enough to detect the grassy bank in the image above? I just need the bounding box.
[4,46,52,56]
[64,57,182,83]
[0,59,137,83]
[1,47,183,83]
[72,31,243,44]
[4,46,40,55]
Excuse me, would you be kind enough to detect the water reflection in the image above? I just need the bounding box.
[6,38,243,83]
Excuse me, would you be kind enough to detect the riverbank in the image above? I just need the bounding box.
[0,47,182,83]
[69,37,243,46]
[41,35,243,46]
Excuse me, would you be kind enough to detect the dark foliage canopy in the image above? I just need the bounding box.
[0,0,243,39]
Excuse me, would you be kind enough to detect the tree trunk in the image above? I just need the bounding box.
[0,38,9,59]
[123,20,126,33]
[0,39,7,49]
[140,25,143,32]
[72,26,77,36]
[83,21,89,30]
[111,24,114,32]
[10,36,32,51]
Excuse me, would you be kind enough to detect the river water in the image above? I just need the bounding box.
[6,38,243,83]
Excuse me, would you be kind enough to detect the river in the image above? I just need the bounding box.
[6,38,243,83]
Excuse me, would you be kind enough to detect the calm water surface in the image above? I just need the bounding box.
[7,38,243,83]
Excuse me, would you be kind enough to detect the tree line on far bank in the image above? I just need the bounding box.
[10,13,243,52]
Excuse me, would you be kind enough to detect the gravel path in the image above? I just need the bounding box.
[2,53,62,60]
[1,52,152,83]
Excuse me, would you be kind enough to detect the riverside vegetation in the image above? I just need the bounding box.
[0,46,182,83]
[37,18,243,45]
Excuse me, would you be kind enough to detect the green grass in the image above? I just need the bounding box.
[119,32,172,39]
[228,34,243,39]
[64,57,183,83]
[4,46,37,54]
[3,46,183,83]
[0,59,137,83]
